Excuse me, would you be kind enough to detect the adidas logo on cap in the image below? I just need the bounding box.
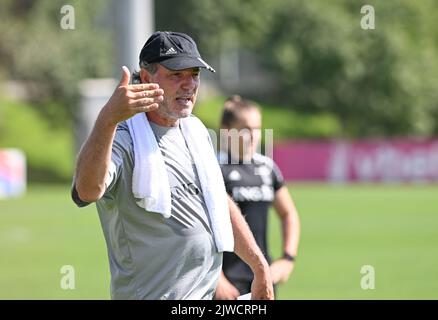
[165,47,177,55]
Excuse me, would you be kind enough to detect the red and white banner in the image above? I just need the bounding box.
[0,149,26,199]
[273,139,438,182]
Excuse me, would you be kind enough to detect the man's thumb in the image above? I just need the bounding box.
[119,66,130,86]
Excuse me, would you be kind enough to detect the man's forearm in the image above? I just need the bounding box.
[75,110,117,202]
[228,197,270,276]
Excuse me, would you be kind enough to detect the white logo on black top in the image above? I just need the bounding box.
[228,170,242,181]
[232,185,274,202]
[255,165,272,185]
[254,165,270,176]
[165,47,177,54]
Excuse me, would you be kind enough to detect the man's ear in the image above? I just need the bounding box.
[140,69,151,83]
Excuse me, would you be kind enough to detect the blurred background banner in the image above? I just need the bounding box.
[274,139,438,183]
[0,149,26,199]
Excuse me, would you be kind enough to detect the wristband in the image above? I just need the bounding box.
[282,252,296,262]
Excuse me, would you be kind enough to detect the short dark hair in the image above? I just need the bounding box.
[131,62,159,84]
[220,95,261,128]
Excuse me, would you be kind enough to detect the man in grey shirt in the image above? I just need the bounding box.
[72,31,274,300]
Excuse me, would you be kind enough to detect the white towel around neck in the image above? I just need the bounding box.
[125,113,234,253]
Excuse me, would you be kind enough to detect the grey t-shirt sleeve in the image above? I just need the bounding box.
[71,122,132,207]
[105,124,132,194]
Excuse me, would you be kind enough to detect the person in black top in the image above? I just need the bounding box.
[214,95,301,299]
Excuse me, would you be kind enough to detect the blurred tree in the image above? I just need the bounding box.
[156,0,438,138]
[0,0,112,127]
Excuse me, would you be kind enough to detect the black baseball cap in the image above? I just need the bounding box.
[139,31,215,73]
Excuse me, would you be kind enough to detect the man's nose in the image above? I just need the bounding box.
[181,75,198,90]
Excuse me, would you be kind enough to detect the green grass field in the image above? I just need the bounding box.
[0,183,437,299]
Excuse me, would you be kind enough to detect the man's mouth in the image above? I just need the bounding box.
[175,95,193,105]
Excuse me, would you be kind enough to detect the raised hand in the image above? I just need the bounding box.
[101,66,164,126]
